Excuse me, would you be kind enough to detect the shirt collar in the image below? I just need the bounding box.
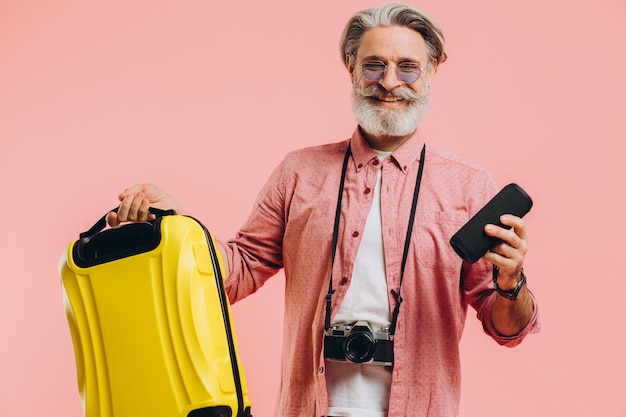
[350,126,426,174]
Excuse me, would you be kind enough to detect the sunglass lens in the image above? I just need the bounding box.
[362,69,384,81]
[398,73,419,83]
[362,63,385,81]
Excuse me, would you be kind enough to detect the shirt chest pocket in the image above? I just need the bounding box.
[414,212,466,272]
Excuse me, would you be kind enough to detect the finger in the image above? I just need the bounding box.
[137,197,151,222]
[118,184,145,202]
[106,211,120,227]
[117,185,149,222]
[126,192,146,221]
[484,224,520,247]
[482,248,520,277]
[484,223,527,253]
[500,214,528,241]
[485,257,523,284]
[488,241,524,263]
[117,196,133,223]
[487,237,527,267]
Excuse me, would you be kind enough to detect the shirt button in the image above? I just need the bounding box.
[357,163,363,169]
[352,231,359,237]
[340,276,348,285]
[318,366,324,373]
[372,159,380,166]
[364,187,371,194]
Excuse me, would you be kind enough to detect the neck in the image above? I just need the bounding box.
[360,127,414,152]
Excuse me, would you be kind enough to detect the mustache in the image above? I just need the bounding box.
[357,83,425,102]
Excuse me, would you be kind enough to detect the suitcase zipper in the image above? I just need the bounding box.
[194,219,247,417]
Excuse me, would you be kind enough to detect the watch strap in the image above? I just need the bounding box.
[493,267,527,301]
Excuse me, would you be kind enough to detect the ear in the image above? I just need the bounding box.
[424,59,438,84]
[345,54,355,76]
[430,59,439,78]
[431,59,439,74]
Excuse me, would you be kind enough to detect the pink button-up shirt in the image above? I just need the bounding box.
[222,128,539,417]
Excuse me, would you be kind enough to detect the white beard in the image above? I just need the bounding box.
[351,81,430,139]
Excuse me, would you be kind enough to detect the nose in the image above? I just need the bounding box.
[379,63,403,91]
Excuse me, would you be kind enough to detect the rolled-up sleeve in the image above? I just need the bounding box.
[479,289,541,347]
[221,157,288,304]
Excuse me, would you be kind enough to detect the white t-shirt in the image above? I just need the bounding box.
[326,150,393,417]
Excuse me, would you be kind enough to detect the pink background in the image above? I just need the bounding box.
[1,0,625,416]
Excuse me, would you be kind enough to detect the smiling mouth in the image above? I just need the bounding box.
[377,96,404,103]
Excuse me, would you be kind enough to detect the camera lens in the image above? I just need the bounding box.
[344,332,375,363]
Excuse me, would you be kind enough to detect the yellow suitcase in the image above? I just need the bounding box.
[59,208,252,417]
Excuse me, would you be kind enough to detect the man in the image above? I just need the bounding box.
[108,3,539,416]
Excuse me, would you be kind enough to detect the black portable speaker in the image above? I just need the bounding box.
[449,183,533,264]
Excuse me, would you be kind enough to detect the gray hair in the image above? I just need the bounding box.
[340,2,447,67]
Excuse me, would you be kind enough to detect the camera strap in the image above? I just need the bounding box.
[324,142,426,336]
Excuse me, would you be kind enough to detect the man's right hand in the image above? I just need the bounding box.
[106,184,184,227]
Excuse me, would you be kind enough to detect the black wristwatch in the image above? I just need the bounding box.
[493,267,527,301]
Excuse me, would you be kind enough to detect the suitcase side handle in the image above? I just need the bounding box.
[79,207,176,239]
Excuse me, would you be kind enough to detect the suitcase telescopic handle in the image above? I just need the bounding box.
[79,207,176,240]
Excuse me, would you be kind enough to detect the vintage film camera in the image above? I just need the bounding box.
[324,321,393,366]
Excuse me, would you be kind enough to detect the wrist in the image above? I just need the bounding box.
[493,267,527,301]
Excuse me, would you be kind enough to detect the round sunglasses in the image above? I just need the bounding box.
[358,60,423,84]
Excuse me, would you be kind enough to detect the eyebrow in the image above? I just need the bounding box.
[360,54,424,65]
